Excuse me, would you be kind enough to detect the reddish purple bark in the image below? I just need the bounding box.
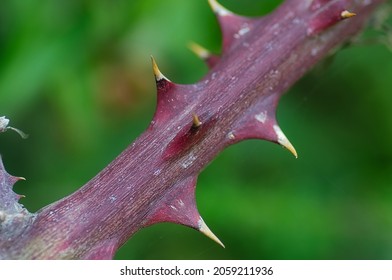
[0,0,385,259]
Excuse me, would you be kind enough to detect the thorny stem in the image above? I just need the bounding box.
[0,0,385,259]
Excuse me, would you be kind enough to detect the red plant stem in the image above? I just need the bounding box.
[2,0,385,259]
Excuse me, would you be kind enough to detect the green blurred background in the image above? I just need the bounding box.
[0,0,392,259]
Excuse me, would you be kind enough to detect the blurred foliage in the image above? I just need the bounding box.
[0,0,392,259]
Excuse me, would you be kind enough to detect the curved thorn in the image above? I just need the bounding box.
[8,126,29,139]
[150,56,170,82]
[341,10,356,19]
[192,113,202,128]
[198,217,225,248]
[188,42,211,60]
[188,41,220,68]
[0,117,28,139]
[9,175,26,185]
[273,125,298,158]
[208,0,232,16]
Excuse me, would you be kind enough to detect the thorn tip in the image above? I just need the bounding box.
[273,125,298,158]
[188,42,210,60]
[208,0,231,16]
[341,10,356,19]
[198,217,225,248]
[192,113,202,128]
[151,55,170,82]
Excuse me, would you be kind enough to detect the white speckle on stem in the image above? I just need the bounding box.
[153,169,161,176]
[269,69,281,82]
[292,18,300,24]
[255,112,267,124]
[109,195,116,203]
[265,42,274,52]
[311,46,321,56]
[0,211,6,222]
[227,132,235,140]
[239,26,250,36]
[178,199,185,207]
[182,153,197,169]
[234,24,250,39]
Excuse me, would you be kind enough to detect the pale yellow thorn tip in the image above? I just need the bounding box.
[192,113,202,128]
[208,0,231,16]
[188,42,210,60]
[341,10,356,19]
[283,139,298,159]
[273,125,298,158]
[150,56,170,82]
[198,217,225,248]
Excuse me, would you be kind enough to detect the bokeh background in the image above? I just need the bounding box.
[1,0,392,259]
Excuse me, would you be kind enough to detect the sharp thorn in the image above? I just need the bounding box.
[341,10,356,19]
[188,42,211,60]
[198,217,225,248]
[192,113,202,128]
[208,0,231,16]
[0,117,28,139]
[273,125,298,158]
[10,176,26,184]
[188,41,219,68]
[150,55,170,82]
[8,126,29,139]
